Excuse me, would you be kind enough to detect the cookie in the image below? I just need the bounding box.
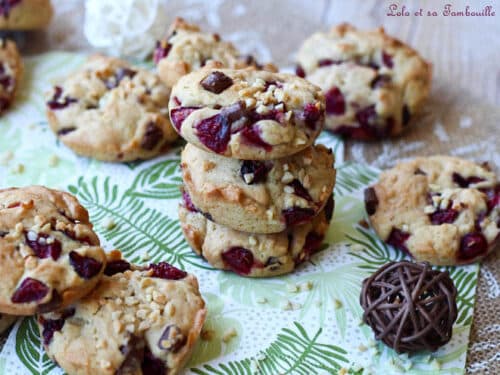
[155,17,276,87]
[179,190,333,277]
[0,186,106,315]
[0,313,17,334]
[0,0,53,30]
[365,156,500,265]
[296,23,431,140]
[181,143,335,234]
[0,38,22,113]
[38,252,206,375]
[46,55,178,162]
[170,68,325,160]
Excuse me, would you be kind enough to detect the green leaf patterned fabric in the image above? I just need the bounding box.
[0,53,478,375]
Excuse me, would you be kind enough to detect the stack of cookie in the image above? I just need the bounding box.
[0,186,206,374]
[171,67,336,277]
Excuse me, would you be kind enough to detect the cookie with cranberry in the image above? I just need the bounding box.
[46,55,178,162]
[365,156,499,265]
[296,23,431,140]
[0,313,17,334]
[38,252,206,375]
[179,191,333,277]
[170,68,325,160]
[0,38,22,113]
[0,0,53,30]
[155,17,276,87]
[181,143,335,234]
[0,186,106,315]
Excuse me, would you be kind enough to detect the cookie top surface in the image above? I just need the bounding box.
[0,38,22,113]
[365,156,500,265]
[296,23,431,140]
[38,255,206,375]
[46,55,178,162]
[179,192,332,277]
[170,68,325,159]
[0,0,53,30]
[181,143,335,234]
[0,186,106,315]
[155,17,275,87]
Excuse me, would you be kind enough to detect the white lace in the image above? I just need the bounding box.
[83,0,167,60]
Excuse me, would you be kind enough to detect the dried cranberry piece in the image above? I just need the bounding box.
[356,105,378,128]
[69,251,102,279]
[382,51,394,68]
[430,206,459,225]
[195,113,232,153]
[364,187,379,215]
[240,160,272,185]
[481,184,500,213]
[11,278,49,303]
[153,41,172,64]
[0,0,21,17]
[239,125,272,151]
[148,262,187,280]
[141,346,166,374]
[221,247,254,275]
[104,260,131,276]
[39,308,75,345]
[324,194,335,222]
[200,71,233,94]
[170,106,200,131]
[47,86,77,110]
[370,74,391,89]
[325,87,345,115]
[459,232,488,261]
[295,65,306,78]
[282,207,316,226]
[24,231,62,260]
[222,101,247,124]
[318,58,342,67]
[300,103,322,129]
[105,68,137,89]
[182,190,198,212]
[140,122,164,150]
[157,325,186,352]
[288,179,313,202]
[402,105,411,126]
[386,228,411,255]
[452,173,486,188]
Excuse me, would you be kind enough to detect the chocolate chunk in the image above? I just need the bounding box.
[140,122,164,150]
[200,71,233,94]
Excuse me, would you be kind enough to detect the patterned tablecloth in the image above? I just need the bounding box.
[1,0,499,373]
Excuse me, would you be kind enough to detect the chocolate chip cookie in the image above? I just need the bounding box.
[155,17,276,87]
[365,156,499,265]
[181,143,335,234]
[46,55,178,162]
[170,68,325,160]
[0,38,22,113]
[38,251,206,375]
[179,190,333,277]
[296,23,431,140]
[0,186,106,315]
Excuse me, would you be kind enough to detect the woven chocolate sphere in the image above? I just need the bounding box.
[360,261,457,353]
